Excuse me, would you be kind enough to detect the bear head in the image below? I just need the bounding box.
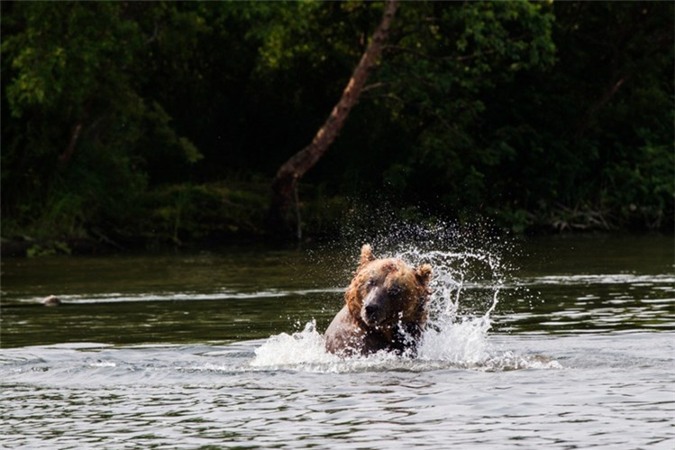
[346,244,432,329]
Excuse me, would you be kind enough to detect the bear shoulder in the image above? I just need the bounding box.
[324,306,365,356]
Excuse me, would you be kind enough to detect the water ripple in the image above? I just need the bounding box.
[1,333,673,449]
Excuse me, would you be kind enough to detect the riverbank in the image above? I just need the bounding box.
[2,180,672,257]
[1,180,347,257]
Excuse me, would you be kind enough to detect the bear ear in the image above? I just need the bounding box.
[359,244,375,267]
[415,264,432,285]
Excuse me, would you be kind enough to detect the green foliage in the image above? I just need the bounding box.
[1,2,200,239]
[3,2,139,114]
[337,1,558,215]
[356,0,672,233]
[142,182,269,243]
[1,0,672,249]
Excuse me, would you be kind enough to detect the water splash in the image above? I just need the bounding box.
[250,320,339,369]
[252,220,560,371]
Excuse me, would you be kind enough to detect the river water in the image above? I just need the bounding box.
[1,233,673,449]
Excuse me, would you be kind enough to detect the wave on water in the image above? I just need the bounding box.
[518,273,675,286]
[251,224,562,373]
[17,288,345,305]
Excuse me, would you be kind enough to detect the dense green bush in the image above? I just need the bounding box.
[2,1,672,249]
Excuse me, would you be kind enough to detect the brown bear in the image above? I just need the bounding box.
[324,244,432,357]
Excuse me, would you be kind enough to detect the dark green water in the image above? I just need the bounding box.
[1,244,349,347]
[2,235,672,347]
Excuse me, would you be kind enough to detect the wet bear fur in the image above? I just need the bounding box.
[324,244,432,357]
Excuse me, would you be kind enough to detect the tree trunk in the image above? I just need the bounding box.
[268,0,398,237]
[58,122,83,167]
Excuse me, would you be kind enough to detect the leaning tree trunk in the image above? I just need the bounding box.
[268,0,398,238]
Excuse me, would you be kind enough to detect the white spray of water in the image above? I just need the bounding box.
[250,320,340,368]
[252,223,560,372]
[397,247,505,367]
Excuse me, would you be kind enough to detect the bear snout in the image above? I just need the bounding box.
[361,287,390,325]
[364,304,379,324]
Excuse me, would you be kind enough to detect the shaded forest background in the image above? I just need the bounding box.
[2,1,673,253]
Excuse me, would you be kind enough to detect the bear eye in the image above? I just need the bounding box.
[365,278,377,288]
[388,285,402,297]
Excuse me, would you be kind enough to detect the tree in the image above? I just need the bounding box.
[2,1,671,248]
[1,2,200,239]
[267,0,398,238]
[365,1,557,214]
